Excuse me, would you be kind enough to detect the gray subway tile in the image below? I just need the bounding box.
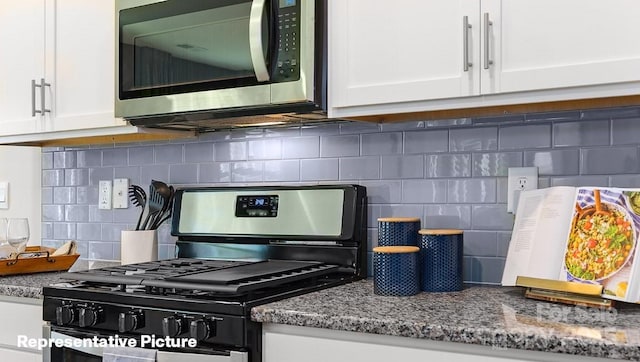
[499,124,551,150]
[463,257,473,282]
[426,154,471,178]
[423,205,471,229]
[339,157,380,180]
[140,165,169,184]
[75,241,89,259]
[424,118,471,128]
[378,205,424,222]
[404,130,448,154]
[300,123,340,136]
[282,137,320,159]
[42,223,53,239]
[199,162,231,183]
[401,180,447,204]
[185,142,214,162]
[42,188,53,205]
[380,121,425,132]
[359,181,402,204]
[300,159,338,181]
[472,205,513,230]
[77,223,102,241]
[361,132,402,156]
[77,186,99,205]
[113,207,140,224]
[381,155,424,179]
[128,146,154,165]
[65,205,89,222]
[463,231,497,257]
[553,120,609,147]
[89,167,114,186]
[497,232,512,257]
[320,135,359,158]
[114,167,140,185]
[367,228,378,251]
[54,151,77,169]
[581,146,639,174]
[612,117,640,145]
[154,144,184,164]
[470,257,505,284]
[42,153,53,169]
[65,169,89,186]
[53,223,76,240]
[368,205,381,228]
[524,149,579,176]
[77,149,102,168]
[102,148,128,167]
[169,164,199,184]
[43,147,64,152]
[524,110,580,123]
[580,106,640,121]
[496,177,508,204]
[473,114,524,125]
[102,224,128,242]
[198,131,231,142]
[232,162,264,182]
[43,169,64,187]
[450,127,497,151]
[42,205,64,222]
[53,187,76,204]
[340,122,380,134]
[264,160,300,182]
[264,127,300,138]
[610,175,640,188]
[89,242,115,260]
[550,176,609,187]
[89,205,113,223]
[472,152,522,177]
[214,141,247,161]
[248,139,282,160]
[448,179,497,203]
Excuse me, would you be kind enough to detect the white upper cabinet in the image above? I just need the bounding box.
[329,0,640,118]
[0,1,45,137]
[44,0,126,133]
[482,0,640,94]
[329,0,480,108]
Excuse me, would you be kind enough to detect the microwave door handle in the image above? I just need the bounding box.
[249,0,270,82]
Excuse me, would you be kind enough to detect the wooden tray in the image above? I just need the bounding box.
[0,246,80,276]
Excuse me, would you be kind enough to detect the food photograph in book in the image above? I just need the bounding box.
[561,187,640,301]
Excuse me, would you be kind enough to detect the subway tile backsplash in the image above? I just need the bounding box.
[41,105,640,284]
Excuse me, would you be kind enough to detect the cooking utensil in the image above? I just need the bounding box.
[148,180,172,229]
[128,185,146,230]
[151,185,174,230]
[141,182,164,230]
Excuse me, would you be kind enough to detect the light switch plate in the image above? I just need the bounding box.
[99,180,112,210]
[0,181,8,209]
[113,178,129,209]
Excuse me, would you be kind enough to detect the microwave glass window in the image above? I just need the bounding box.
[280,0,296,7]
[119,0,268,97]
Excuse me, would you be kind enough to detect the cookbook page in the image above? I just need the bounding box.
[501,187,576,286]
[560,187,640,302]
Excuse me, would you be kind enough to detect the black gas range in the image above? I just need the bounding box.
[42,185,367,362]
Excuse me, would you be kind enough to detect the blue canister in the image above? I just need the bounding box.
[419,229,464,292]
[373,246,420,296]
[377,217,421,247]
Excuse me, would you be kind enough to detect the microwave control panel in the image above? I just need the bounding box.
[273,0,300,82]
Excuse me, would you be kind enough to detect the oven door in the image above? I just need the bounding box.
[43,326,248,362]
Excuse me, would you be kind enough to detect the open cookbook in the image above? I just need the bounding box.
[502,186,640,303]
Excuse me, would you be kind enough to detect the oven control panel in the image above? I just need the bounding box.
[235,195,279,217]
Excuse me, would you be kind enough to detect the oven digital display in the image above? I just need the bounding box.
[236,195,279,217]
[279,0,296,8]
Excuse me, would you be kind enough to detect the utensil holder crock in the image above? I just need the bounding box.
[121,230,158,265]
[377,217,421,246]
[419,229,464,292]
[373,246,420,296]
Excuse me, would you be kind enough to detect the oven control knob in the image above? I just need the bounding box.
[55,305,75,325]
[189,319,212,341]
[119,311,145,333]
[162,316,183,337]
[78,306,102,327]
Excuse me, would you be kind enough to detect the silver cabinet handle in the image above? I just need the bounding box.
[463,16,472,72]
[31,78,51,116]
[249,0,270,82]
[484,12,493,70]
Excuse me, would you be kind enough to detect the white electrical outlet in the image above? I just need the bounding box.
[99,180,112,210]
[113,178,129,209]
[507,167,538,213]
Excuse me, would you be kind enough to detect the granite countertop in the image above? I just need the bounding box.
[251,279,640,360]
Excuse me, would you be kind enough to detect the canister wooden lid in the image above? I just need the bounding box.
[373,246,420,253]
[377,217,421,222]
[418,229,464,235]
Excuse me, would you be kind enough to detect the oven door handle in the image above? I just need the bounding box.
[249,0,270,82]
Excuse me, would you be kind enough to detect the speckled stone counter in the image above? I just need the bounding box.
[251,279,640,360]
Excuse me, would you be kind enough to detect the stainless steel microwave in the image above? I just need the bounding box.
[115,0,326,130]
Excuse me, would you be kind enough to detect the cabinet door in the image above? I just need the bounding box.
[482,0,640,94]
[43,0,126,133]
[0,1,44,136]
[329,0,480,110]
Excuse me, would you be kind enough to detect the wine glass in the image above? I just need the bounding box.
[7,218,29,253]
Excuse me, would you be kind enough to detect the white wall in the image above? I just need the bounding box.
[0,146,41,245]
